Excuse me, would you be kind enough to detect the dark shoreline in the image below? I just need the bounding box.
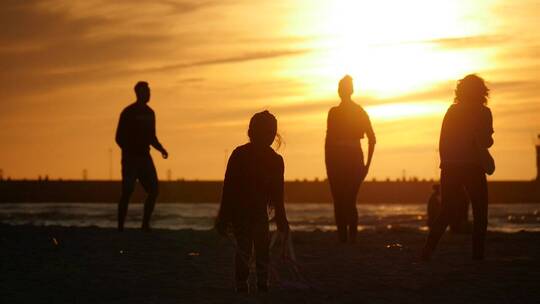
[1,179,539,204]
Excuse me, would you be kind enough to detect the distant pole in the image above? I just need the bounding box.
[402,169,407,181]
[167,169,172,181]
[536,134,540,181]
[0,169,3,180]
[82,169,88,181]
[108,148,113,180]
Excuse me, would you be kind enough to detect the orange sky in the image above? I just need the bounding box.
[1,0,539,181]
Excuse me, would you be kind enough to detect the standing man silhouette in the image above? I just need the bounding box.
[115,81,168,231]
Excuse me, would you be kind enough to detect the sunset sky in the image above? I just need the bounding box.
[1,0,539,181]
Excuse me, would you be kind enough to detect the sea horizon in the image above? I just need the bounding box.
[2,202,538,233]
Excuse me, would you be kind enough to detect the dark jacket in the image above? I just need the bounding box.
[439,103,493,167]
[217,143,288,230]
[115,102,164,157]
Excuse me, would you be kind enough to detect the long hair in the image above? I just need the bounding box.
[248,110,282,150]
[454,74,489,105]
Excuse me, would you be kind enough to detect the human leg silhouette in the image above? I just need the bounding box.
[253,221,270,291]
[234,224,252,291]
[327,150,346,242]
[449,188,470,233]
[344,153,364,243]
[346,173,362,242]
[139,157,159,231]
[422,166,463,258]
[118,158,137,232]
[329,174,348,243]
[463,167,488,260]
[327,147,364,243]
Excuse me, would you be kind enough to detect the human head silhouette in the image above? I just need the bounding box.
[248,110,279,147]
[134,81,150,103]
[338,75,354,100]
[432,184,440,193]
[454,74,489,105]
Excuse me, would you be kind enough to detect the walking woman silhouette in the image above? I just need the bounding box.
[422,74,494,260]
[325,75,376,243]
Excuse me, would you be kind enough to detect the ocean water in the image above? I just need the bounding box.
[0,203,539,233]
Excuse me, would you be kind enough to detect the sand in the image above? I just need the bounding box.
[1,224,539,304]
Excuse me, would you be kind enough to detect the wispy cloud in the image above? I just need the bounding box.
[369,34,510,50]
[158,0,221,15]
[0,0,311,100]
[425,35,510,49]
[141,49,310,73]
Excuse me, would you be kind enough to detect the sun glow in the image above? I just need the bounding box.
[289,0,494,104]
[367,102,447,121]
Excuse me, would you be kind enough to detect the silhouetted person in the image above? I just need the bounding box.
[422,74,494,260]
[215,110,289,293]
[115,81,168,232]
[428,184,470,233]
[448,190,472,234]
[427,184,441,230]
[325,75,376,243]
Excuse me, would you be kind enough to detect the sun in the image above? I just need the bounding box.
[288,0,494,104]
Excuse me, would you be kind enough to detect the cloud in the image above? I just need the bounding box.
[371,34,510,50]
[200,78,540,126]
[0,1,169,98]
[496,45,540,62]
[426,35,510,49]
[0,0,224,99]
[172,82,454,129]
[178,77,206,83]
[139,49,310,73]
[0,0,313,101]
[95,0,222,16]
[235,34,322,45]
[489,80,540,102]
[0,47,310,101]
[0,1,115,47]
[160,0,221,15]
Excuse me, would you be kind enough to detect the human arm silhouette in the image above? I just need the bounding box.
[271,155,289,233]
[476,107,494,148]
[150,111,168,159]
[364,116,376,179]
[115,110,127,149]
[215,150,240,235]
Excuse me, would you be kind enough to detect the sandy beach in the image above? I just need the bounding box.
[1,224,539,303]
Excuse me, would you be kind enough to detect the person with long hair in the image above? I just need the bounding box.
[215,110,289,293]
[422,74,494,260]
[325,75,376,243]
